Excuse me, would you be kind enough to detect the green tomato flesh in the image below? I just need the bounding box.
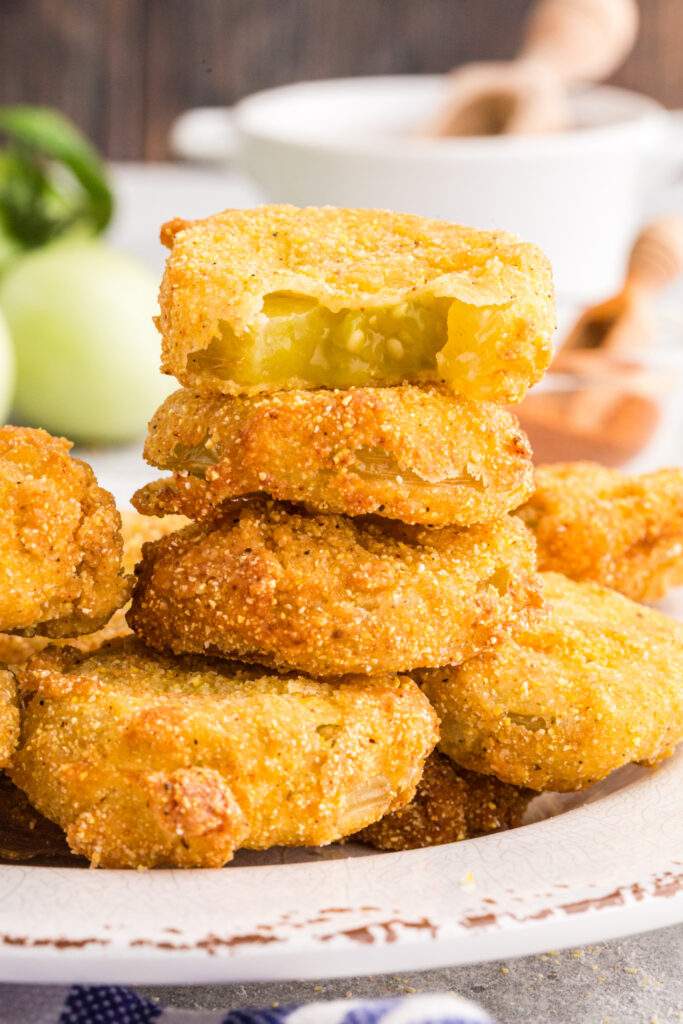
[0,240,172,443]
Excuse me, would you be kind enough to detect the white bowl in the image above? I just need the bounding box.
[171,76,683,302]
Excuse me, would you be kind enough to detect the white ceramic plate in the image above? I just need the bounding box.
[2,458,681,985]
[3,164,681,987]
[0,748,680,985]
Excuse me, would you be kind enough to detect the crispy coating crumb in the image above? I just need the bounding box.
[355,752,532,851]
[118,509,191,573]
[128,499,541,677]
[0,510,188,665]
[10,638,438,868]
[419,572,683,792]
[0,427,130,638]
[135,386,534,527]
[519,462,683,602]
[0,669,19,768]
[158,205,554,403]
[0,775,72,863]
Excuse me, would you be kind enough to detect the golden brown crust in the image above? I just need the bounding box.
[519,462,683,602]
[128,499,541,677]
[0,509,189,665]
[0,427,130,638]
[0,669,19,768]
[355,752,532,851]
[419,572,683,792]
[118,509,190,573]
[157,205,554,402]
[10,638,438,868]
[135,386,534,527]
[0,604,132,666]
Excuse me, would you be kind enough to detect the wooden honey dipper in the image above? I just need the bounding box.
[427,0,639,137]
[517,216,683,467]
[559,216,683,360]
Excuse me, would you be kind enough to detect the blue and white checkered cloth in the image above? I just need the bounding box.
[1,986,492,1023]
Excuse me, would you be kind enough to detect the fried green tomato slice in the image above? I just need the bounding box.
[355,751,532,851]
[9,639,438,869]
[157,205,555,403]
[0,426,130,638]
[419,572,683,792]
[0,509,188,666]
[128,499,540,677]
[518,462,683,603]
[134,386,533,528]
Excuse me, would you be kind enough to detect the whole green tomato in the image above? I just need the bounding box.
[0,240,173,443]
[0,306,15,424]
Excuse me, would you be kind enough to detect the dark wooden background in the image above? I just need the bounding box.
[1,0,681,160]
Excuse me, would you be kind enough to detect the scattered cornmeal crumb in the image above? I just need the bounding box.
[460,870,477,892]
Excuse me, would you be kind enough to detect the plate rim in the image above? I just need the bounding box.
[0,749,681,985]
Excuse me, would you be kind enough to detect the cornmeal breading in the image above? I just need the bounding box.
[0,669,19,768]
[128,499,541,677]
[135,386,533,527]
[355,752,532,851]
[519,462,683,602]
[157,205,554,403]
[118,509,190,572]
[0,619,127,666]
[10,639,438,868]
[419,572,683,792]
[0,509,188,665]
[0,426,130,638]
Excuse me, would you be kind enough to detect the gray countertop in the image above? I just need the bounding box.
[139,924,683,1024]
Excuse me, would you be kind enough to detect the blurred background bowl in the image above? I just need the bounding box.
[172,78,679,303]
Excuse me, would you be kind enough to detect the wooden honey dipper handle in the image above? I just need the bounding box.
[521,0,640,83]
[426,0,638,137]
[625,216,683,297]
